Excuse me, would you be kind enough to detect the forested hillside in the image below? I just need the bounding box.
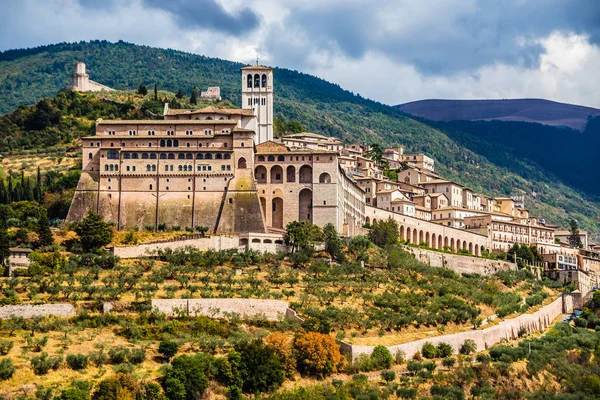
[0,40,599,238]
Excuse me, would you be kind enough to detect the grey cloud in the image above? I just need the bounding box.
[267,0,600,75]
[141,0,260,36]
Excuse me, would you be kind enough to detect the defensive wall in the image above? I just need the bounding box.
[365,206,488,256]
[402,246,517,275]
[340,295,570,361]
[151,298,302,322]
[112,233,286,258]
[0,304,75,319]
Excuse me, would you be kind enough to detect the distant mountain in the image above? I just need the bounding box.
[396,99,600,131]
[1,40,599,239]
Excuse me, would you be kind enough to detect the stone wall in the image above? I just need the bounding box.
[151,298,300,321]
[403,246,517,276]
[112,236,240,258]
[342,296,565,361]
[0,304,75,319]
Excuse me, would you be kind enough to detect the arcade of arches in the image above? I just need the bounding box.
[365,206,485,256]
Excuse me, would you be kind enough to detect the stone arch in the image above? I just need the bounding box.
[319,172,331,183]
[399,225,405,240]
[406,227,411,243]
[475,244,480,256]
[419,230,424,245]
[450,238,455,251]
[469,242,473,255]
[252,238,261,243]
[299,165,313,183]
[444,236,449,249]
[299,188,313,222]
[456,240,462,252]
[263,239,272,244]
[431,233,436,249]
[254,74,260,88]
[238,157,247,169]
[366,216,371,226]
[272,197,283,228]
[438,235,443,250]
[255,166,267,183]
[270,165,283,183]
[286,165,296,182]
[412,229,418,244]
[262,74,267,87]
[247,74,252,88]
[425,232,430,247]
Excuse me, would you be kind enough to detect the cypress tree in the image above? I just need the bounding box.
[7,174,12,203]
[176,89,185,99]
[190,88,198,105]
[0,179,6,204]
[36,208,54,248]
[154,84,158,100]
[0,226,9,267]
[34,166,43,202]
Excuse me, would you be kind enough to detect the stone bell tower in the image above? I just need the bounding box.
[241,65,273,144]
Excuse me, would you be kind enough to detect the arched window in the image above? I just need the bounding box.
[262,74,267,87]
[319,173,331,183]
[205,153,213,160]
[178,153,185,160]
[152,165,156,171]
[123,153,131,159]
[109,164,114,171]
[131,153,139,159]
[268,155,275,162]
[148,142,152,147]
[178,165,183,171]
[224,153,231,159]
[114,165,118,171]
[186,153,193,159]
[196,153,204,159]
[277,155,285,161]
[160,139,165,147]
[150,153,157,159]
[247,74,252,88]
[90,142,94,147]
[88,153,92,159]
[238,157,247,169]
[258,155,265,161]
[104,165,109,171]
[142,153,149,159]
[216,153,223,159]
[107,150,118,159]
[146,164,151,172]
[199,143,203,148]
[173,140,179,147]
[160,153,166,159]
[254,74,260,88]
[166,139,172,147]
[168,153,175,160]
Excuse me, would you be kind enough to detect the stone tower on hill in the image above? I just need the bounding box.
[241,66,273,144]
[67,62,113,93]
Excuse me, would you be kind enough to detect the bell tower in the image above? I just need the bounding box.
[241,65,273,144]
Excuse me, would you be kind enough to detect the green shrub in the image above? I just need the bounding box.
[476,354,491,364]
[442,357,456,368]
[396,387,418,399]
[421,342,439,359]
[0,358,16,380]
[394,350,405,365]
[129,348,146,365]
[158,341,179,362]
[108,346,130,364]
[0,340,14,355]
[380,369,396,382]
[371,345,393,369]
[31,352,63,375]
[437,342,453,358]
[430,384,465,400]
[66,353,89,370]
[459,339,477,355]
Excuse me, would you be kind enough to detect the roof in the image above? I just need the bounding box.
[96,119,238,125]
[241,65,273,71]
[421,179,465,187]
[10,247,32,253]
[166,106,254,116]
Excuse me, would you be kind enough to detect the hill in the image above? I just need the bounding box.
[396,98,600,131]
[0,40,599,239]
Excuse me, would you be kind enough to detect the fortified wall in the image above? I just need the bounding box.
[403,246,517,275]
[0,304,75,319]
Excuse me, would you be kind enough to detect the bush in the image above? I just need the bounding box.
[437,342,453,358]
[56,381,92,400]
[108,346,130,364]
[236,340,286,393]
[66,353,89,370]
[93,373,139,400]
[158,340,179,362]
[31,352,62,375]
[421,342,439,359]
[396,387,418,399]
[0,340,14,355]
[442,357,456,368]
[476,354,491,364]
[574,317,588,328]
[293,331,345,378]
[394,350,406,365]
[488,345,526,363]
[0,358,16,380]
[380,369,395,382]
[459,339,476,355]
[371,345,393,369]
[129,348,146,365]
[161,354,210,400]
[430,385,465,400]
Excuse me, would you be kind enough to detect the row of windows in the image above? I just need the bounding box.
[247,98,267,106]
[104,164,119,171]
[256,155,330,162]
[148,130,156,136]
[120,152,232,160]
[128,130,137,136]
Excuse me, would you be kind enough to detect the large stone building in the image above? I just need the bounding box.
[67,62,113,93]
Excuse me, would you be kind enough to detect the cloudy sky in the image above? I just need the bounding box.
[1,0,599,107]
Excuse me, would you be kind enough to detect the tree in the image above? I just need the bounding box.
[284,221,323,254]
[459,339,477,355]
[293,331,344,377]
[569,219,583,248]
[36,208,54,247]
[323,223,343,260]
[366,143,384,165]
[137,83,148,95]
[161,354,209,400]
[190,88,198,105]
[0,358,15,380]
[0,226,9,267]
[236,340,285,393]
[93,373,139,400]
[264,332,296,377]
[175,89,185,99]
[158,340,179,362]
[75,211,113,252]
[371,345,393,369]
[154,83,158,100]
[368,217,399,247]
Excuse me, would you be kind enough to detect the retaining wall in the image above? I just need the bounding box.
[112,236,240,258]
[151,298,301,321]
[342,295,566,361]
[403,246,517,276]
[0,304,75,319]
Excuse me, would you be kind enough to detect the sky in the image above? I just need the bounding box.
[1,0,599,107]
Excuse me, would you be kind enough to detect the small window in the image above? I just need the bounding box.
[149,184,153,190]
